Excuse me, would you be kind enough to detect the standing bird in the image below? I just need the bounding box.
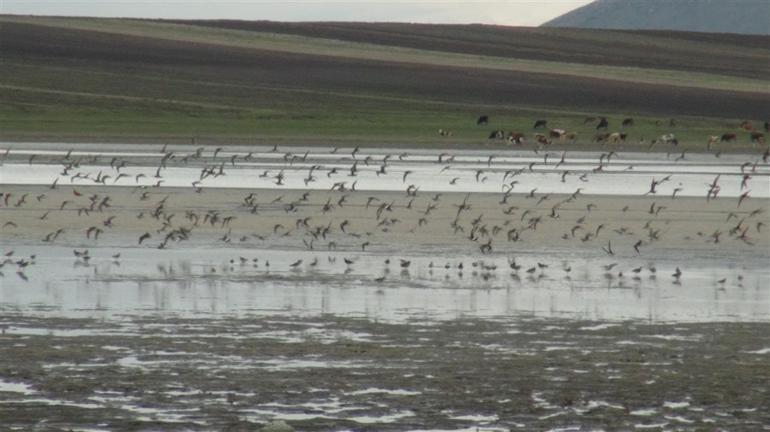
[672,267,682,282]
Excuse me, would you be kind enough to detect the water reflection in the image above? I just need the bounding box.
[1,246,768,323]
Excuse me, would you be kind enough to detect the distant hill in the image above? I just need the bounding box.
[543,0,770,35]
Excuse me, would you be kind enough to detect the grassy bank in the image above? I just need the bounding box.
[1,15,768,152]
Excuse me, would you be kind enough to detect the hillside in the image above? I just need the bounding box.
[543,0,770,35]
[0,15,768,149]
[166,20,770,80]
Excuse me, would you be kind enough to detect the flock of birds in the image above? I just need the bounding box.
[0,246,748,289]
[0,116,768,286]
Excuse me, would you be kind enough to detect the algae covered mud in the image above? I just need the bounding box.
[2,315,769,431]
[1,143,769,431]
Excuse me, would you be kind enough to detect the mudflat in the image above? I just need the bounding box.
[2,184,767,257]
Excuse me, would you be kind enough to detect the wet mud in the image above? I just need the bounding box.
[1,315,769,431]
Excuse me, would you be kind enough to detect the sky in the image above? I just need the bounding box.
[1,1,593,26]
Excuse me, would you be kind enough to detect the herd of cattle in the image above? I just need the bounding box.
[440,116,768,148]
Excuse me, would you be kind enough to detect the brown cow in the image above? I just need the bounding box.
[564,132,578,144]
[720,133,737,142]
[751,131,765,145]
[608,132,627,144]
[594,132,610,143]
[549,128,566,139]
[740,120,753,131]
[507,132,525,145]
[622,118,634,128]
[707,135,720,150]
[534,133,551,145]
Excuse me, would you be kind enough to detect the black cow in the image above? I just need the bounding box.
[533,119,548,129]
[764,121,769,133]
[720,133,737,142]
[477,115,489,126]
[622,118,634,128]
[488,130,505,140]
[596,117,609,130]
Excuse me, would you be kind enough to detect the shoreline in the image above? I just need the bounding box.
[1,135,768,155]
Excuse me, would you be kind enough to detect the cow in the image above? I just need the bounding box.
[564,131,578,144]
[751,131,765,145]
[533,119,548,129]
[477,115,489,126]
[507,132,525,145]
[720,133,737,142]
[583,116,597,124]
[740,120,753,131]
[622,118,634,128]
[549,128,566,139]
[608,132,627,144]
[596,117,609,130]
[594,132,610,143]
[707,135,720,150]
[438,129,453,137]
[534,133,551,145]
[764,121,769,133]
[659,133,678,146]
[488,130,505,140]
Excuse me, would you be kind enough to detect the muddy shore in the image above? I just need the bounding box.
[2,184,767,256]
[1,315,769,431]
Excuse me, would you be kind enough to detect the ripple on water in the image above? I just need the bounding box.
[0,379,36,395]
[663,401,690,409]
[344,387,421,396]
[447,413,499,423]
[630,408,658,416]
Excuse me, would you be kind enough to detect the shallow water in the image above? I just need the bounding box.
[2,245,768,324]
[2,144,768,197]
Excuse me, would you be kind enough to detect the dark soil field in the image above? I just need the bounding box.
[169,20,770,80]
[3,20,766,118]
